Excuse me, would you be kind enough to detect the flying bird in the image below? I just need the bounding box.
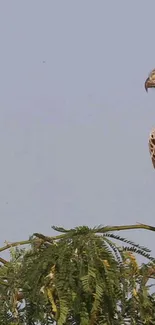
[148,129,155,168]
[145,69,155,92]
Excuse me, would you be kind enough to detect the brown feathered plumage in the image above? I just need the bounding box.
[145,69,155,92]
[148,129,155,168]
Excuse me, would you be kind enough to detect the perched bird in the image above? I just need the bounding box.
[145,69,155,92]
[148,129,155,168]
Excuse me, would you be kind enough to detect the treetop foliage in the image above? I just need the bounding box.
[0,224,155,325]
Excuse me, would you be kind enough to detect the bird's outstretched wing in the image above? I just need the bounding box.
[148,129,155,168]
[145,69,155,91]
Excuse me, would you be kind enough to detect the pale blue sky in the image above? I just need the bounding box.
[0,1,155,254]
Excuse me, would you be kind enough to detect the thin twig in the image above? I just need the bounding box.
[0,240,31,253]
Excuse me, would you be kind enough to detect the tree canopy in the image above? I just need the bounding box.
[1,223,155,325]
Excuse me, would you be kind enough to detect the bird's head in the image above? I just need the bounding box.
[145,69,155,92]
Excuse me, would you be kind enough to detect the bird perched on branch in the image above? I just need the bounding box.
[148,129,155,168]
[145,69,155,92]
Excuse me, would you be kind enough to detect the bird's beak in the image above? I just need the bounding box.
[145,78,149,92]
